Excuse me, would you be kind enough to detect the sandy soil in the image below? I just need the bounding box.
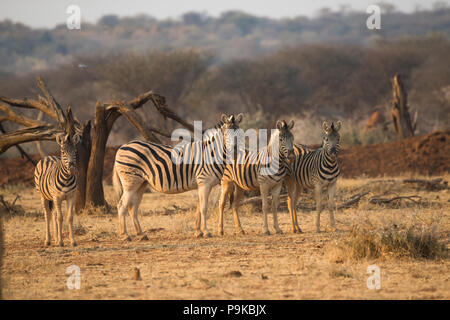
[1,176,449,299]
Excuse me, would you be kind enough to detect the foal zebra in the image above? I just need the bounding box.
[286,121,342,233]
[217,120,295,235]
[112,114,243,239]
[34,132,80,247]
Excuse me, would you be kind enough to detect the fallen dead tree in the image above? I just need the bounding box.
[241,191,370,211]
[368,195,421,205]
[0,76,195,211]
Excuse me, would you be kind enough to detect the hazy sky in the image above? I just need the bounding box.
[0,0,447,28]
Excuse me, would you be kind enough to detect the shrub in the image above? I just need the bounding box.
[329,223,448,261]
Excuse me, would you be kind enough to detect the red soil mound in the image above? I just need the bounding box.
[1,130,449,187]
[339,130,450,178]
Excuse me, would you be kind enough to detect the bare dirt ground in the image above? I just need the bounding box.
[1,175,449,299]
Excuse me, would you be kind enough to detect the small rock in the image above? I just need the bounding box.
[133,267,142,281]
[224,270,242,278]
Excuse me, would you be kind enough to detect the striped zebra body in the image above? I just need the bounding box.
[34,133,79,247]
[222,145,292,192]
[292,144,340,190]
[286,121,342,233]
[113,114,243,239]
[35,156,77,201]
[218,120,295,235]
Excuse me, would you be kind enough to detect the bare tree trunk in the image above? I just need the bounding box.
[85,103,108,207]
[75,120,91,212]
[391,74,416,139]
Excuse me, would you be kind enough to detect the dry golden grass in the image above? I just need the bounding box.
[0,175,449,299]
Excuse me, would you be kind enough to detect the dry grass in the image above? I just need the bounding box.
[0,175,449,299]
[328,224,447,262]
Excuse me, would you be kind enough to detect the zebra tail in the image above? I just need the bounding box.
[48,200,53,212]
[112,165,123,202]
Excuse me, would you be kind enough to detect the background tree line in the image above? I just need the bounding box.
[0,6,449,156]
[1,5,449,73]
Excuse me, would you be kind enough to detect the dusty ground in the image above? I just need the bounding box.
[1,175,449,299]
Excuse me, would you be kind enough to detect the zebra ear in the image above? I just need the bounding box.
[276,120,283,130]
[334,121,342,131]
[72,133,81,145]
[322,121,330,133]
[236,113,244,124]
[56,133,65,146]
[221,114,228,123]
[287,120,294,130]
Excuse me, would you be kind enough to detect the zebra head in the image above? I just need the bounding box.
[56,132,80,175]
[220,113,244,152]
[275,120,295,163]
[322,121,342,157]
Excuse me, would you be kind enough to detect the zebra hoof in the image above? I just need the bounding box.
[195,231,203,238]
[71,242,78,247]
[44,240,51,246]
[264,230,270,236]
[58,242,64,247]
[237,229,245,236]
[203,232,212,238]
[122,235,131,241]
[139,234,149,241]
[217,231,224,236]
[276,230,283,235]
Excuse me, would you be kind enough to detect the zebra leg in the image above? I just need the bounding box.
[54,198,64,247]
[52,205,58,243]
[66,196,77,247]
[41,197,52,246]
[286,178,301,233]
[271,183,283,234]
[198,184,212,238]
[129,182,148,240]
[327,181,337,230]
[117,191,131,241]
[194,202,202,238]
[231,186,245,235]
[217,180,232,236]
[293,188,303,232]
[314,184,323,233]
[260,184,271,235]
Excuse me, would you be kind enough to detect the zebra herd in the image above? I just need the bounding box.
[34,114,342,247]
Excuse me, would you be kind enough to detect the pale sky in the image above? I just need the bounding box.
[0,0,446,28]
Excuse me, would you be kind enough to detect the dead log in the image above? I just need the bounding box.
[240,191,370,210]
[0,125,58,154]
[368,195,421,205]
[1,76,201,210]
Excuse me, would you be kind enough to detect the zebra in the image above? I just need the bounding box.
[34,132,80,247]
[286,121,342,233]
[112,113,243,240]
[217,120,295,235]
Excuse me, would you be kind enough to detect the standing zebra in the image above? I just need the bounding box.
[286,121,342,233]
[34,132,80,247]
[112,114,243,240]
[217,120,295,235]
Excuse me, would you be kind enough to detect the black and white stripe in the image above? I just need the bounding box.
[34,132,79,246]
[286,121,341,233]
[113,114,243,239]
[218,120,295,235]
